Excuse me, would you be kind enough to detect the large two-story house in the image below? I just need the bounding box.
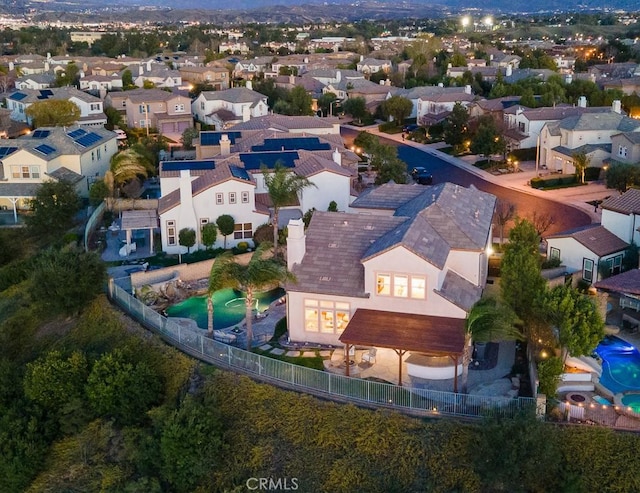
[286,182,496,387]
[191,84,269,129]
[0,126,118,219]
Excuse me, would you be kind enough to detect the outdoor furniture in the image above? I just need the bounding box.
[361,348,377,364]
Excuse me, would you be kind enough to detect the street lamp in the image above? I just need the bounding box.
[461,16,470,31]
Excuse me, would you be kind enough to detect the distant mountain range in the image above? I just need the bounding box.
[3,0,638,20]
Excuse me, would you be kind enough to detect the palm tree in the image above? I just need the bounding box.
[208,242,294,349]
[262,163,315,258]
[462,298,522,393]
[109,149,154,196]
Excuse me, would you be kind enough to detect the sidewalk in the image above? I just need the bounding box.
[347,124,611,224]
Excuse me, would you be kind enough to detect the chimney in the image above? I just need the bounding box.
[438,82,444,88]
[46,52,51,60]
[147,60,152,72]
[336,70,341,82]
[379,79,385,85]
[578,96,587,108]
[289,74,295,85]
[360,55,364,62]
[246,80,252,91]
[506,65,513,77]
[464,84,472,94]
[139,64,144,76]
[220,134,231,156]
[8,61,14,72]
[612,100,622,114]
[287,218,306,270]
[332,148,341,166]
[565,73,573,84]
[242,105,250,122]
[44,61,49,72]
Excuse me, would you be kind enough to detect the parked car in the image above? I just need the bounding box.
[411,167,433,185]
[403,124,420,133]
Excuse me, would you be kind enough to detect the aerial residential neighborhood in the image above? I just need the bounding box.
[1,3,640,491]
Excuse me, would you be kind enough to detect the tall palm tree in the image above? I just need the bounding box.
[262,163,315,258]
[109,148,154,194]
[462,297,522,393]
[208,242,294,349]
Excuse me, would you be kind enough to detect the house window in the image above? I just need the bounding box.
[229,192,237,204]
[233,223,252,239]
[96,148,101,160]
[91,151,95,161]
[518,122,525,133]
[139,104,150,114]
[216,193,224,205]
[304,299,350,334]
[175,104,185,112]
[139,119,149,128]
[241,191,250,203]
[607,254,623,276]
[583,258,594,283]
[166,220,177,246]
[550,247,560,260]
[377,273,426,299]
[90,103,100,111]
[122,100,127,108]
[11,165,39,179]
[200,101,205,110]
[618,145,628,158]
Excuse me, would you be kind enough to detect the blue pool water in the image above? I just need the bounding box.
[621,394,640,413]
[594,336,640,394]
[592,395,612,406]
[166,287,285,330]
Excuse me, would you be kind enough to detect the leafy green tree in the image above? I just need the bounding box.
[24,350,88,411]
[605,162,640,193]
[544,284,604,362]
[104,106,123,131]
[519,88,537,108]
[180,127,199,150]
[327,200,338,212]
[462,298,522,392]
[86,348,162,425]
[470,116,505,166]
[201,223,217,250]
[25,180,81,244]
[122,69,135,89]
[289,85,313,116]
[380,95,413,125]
[178,227,196,256]
[54,61,80,87]
[500,219,546,324]
[450,51,467,67]
[31,249,106,316]
[216,214,235,249]
[209,242,294,350]
[88,179,109,207]
[442,102,469,153]
[262,163,315,257]
[317,92,337,117]
[572,150,590,184]
[537,356,564,397]
[25,99,81,127]
[342,96,367,124]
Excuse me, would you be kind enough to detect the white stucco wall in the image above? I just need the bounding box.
[601,209,639,244]
[547,237,596,280]
[301,171,351,212]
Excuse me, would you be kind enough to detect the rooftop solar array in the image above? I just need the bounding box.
[239,151,298,170]
[36,89,54,100]
[199,131,242,146]
[31,130,50,139]
[251,137,331,152]
[68,128,87,139]
[35,144,56,156]
[10,92,27,101]
[75,132,102,147]
[229,165,251,181]
[0,147,18,158]
[162,160,216,172]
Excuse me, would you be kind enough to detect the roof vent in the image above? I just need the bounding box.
[328,242,338,248]
[474,209,480,219]
[364,224,374,230]
[320,276,331,281]
[342,220,348,226]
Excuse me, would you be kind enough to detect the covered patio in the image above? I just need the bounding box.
[338,309,465,390]
[120,209,158,257]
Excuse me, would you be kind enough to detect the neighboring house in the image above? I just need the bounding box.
[489,52,521,69]
[232,57,272,79]
[546,225,629,284]
[225,114,341,136]
[356,57,392,75]
[270,55,310,76]
[391,85,473,121]
[0,125,118,217]
[14,73,55,90]
[468,96,521,126]
[588,62,638,80]
[447,66,502,82]
[600,188,640,247]
[191,84,269,129]
[179,66,229,90]
[157,137,354,253]
[285,182,496,385]
[105,88,192,135]
[132,61,182,88]
[602,76,640,96]
[79,73,123,92]
[539,107,640,173]
[609,132,640,165]
[306,68,364,88]
[323,75,380,103]
[6,87,107,127]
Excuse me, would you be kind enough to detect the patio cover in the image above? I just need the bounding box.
[121,210,158,254]
[339,308,465,388]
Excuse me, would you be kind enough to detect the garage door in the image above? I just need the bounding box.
[161,122,174,134]
[177,121,191,133]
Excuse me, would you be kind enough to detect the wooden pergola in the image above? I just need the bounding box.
[338,308,466,390]
[121,210,158,255]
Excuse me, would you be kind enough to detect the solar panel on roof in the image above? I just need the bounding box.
[162,160,216,172]
[68,128,87,139]
[240,151,298,170]
[10,92,27,101]
[32,130,50,139]
[229,165,250,181]
[75,132,102,147]
[39,89,53,98]
[251,137,331,152]
[35,144,56,156]
[0,147,18,158]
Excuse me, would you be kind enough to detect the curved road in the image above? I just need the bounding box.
[342,128,591,236]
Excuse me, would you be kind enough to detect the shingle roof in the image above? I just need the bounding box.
[553,143,612,157]
[601,188,640,215]
[230,115,338,131]
[548,224,628,257]
[594,269,640,295]
[350,182,427,210]
[200,87,266,105]
[614,132,640,145]
[559,112,640,132]
[436,270,483,311]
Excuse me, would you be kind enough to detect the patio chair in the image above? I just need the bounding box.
[361,348,377,364]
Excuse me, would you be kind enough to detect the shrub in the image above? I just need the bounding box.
[584,167,602,181]
[510,148,537,161]
[378,121,402,133]
[537,356,564,397]
[252,224,272,246]
[236,241,249,252]
[541,257,562,269]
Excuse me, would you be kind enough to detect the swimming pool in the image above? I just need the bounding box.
[621,394,640,413]
[166,287,285,330]
[594,336,640,394]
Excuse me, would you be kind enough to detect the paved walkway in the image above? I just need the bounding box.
[347,124,610,225]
